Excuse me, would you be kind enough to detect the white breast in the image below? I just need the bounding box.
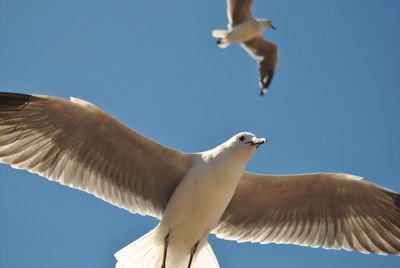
[157,151,247,248]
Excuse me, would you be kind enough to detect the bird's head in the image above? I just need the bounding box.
[259,19,276,30]
[233,132,266,149]
[218,132,266,162]
[204,132,266,164]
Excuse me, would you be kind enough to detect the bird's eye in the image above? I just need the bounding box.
[239,135,245,141]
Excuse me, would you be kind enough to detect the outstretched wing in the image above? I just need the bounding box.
[242,35,278,95]
[228,0,254,27]
[0,92,194,218]
[213,172,400,255]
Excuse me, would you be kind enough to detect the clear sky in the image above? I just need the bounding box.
[0,0,399,267]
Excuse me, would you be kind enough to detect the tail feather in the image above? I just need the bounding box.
[193,242,220,268]
[211,29,227,38]
[114,229,161,268]
[114,228,220,268]
[212,30,230,48]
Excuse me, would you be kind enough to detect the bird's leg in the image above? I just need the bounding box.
[161,233,170,268]
[187,240,200,268]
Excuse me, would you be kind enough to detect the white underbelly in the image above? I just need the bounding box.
[226,21,262,43]
[157,161,244,250]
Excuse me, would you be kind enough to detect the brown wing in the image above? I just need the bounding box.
[242,35,279,95]
[228,0,254,27]
[213,172,400,255]
[0,92,194,218]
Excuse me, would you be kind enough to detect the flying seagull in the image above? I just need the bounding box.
[212,0,278,96]
[1,92,399,268]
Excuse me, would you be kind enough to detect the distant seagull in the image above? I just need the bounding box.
[212,0,278,96]
[1,92,400,268]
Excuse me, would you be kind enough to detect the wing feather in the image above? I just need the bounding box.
[242,35,278,95]
[228,0,254,27]
[0,92,194,218]
[213,172,400,255]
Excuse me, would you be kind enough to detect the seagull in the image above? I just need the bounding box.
[212,0,279,96]
[1,92,399,268]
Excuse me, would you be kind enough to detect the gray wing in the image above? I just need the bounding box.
[228,0,254,27]
[0,92,194,219]
[213,172,400,255]
[242,35,278,95]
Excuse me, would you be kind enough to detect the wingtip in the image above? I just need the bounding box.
[259,88,267,96]
[0,92,32,110]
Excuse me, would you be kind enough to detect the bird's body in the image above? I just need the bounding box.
[212,19,268,47]
[212,0,279,95]
[116,133,264,267]
[153,139,256,267]
[0,92,399,268]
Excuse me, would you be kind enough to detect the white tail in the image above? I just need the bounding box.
[115,229,162,268]
[211,29,227,38]
[114,228,220,268]
[192,242,220,268]
[212,29,230,48]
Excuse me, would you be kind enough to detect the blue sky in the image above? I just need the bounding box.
[0,0,399,267]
